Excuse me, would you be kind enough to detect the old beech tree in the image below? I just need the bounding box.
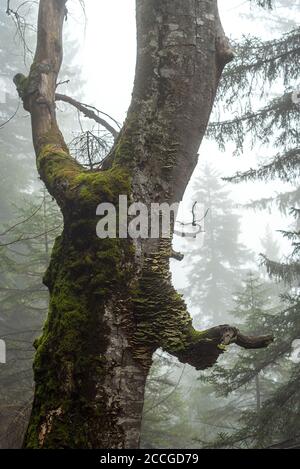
[13,0,273,449]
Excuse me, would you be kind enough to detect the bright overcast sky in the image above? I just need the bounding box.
[69,0,264,122]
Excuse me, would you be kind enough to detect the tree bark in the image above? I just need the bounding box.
[14,0,272,449]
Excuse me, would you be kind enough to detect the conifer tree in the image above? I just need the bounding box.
[183,164,251,325]
[141,355,194,449]
[0,190,61,448]
[200,1,300,447]
[202,215,300,448]
[208,1,299,213]
[0,8,35,219]
[199,272,290,448]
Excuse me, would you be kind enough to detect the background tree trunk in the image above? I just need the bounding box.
[14,0,272,448]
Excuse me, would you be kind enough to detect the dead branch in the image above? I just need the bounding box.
[55,93,119,140]
[6,0,37,60]
[0,101,20,129]
[176,325,274,370]
[0,200,43,237]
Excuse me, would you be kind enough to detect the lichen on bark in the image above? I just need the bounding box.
[130,238,246,371]
[13,0,273,450]
[131,238,193,365]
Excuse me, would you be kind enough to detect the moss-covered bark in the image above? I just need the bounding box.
[14,0,272,450]
[23,158,143,448]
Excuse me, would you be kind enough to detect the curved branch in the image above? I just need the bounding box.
[13,0,84,206]
[174,325,273,370]
[0,200,43,237]
[55,93,119,140]
[0,100,20,129]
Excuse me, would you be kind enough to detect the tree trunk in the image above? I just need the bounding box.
[14,0,272,449]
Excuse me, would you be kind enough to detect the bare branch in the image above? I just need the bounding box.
[56,79,70,88]
[55,93,119,140]
[0,224,62,247]
[6,0,37,60]
[13,0,85,206]
[0,200,43,236]
[0,100,20,129]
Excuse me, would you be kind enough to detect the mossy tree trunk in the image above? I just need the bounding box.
[14,0,273,449]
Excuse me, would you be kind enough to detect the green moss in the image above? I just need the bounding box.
[35,123,132,218]
[217,343,227,351]
[25,222,136,448]
[187,328,209,344]
[25,150,135,447]
[72,166,131,206]
[25,119,199,445]
[35,126,83,203]
[13,73,29,99]
[37,144,81,185]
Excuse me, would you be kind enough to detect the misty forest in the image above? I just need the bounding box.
[0,0,299,450]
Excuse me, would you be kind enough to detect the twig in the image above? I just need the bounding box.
[0,100,20,129]
[55,93,119,139]
[0,224,62,247]
[144,365,186,415]
[0,200,43,237]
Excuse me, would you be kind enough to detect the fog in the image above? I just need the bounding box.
[0,0,299,450]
